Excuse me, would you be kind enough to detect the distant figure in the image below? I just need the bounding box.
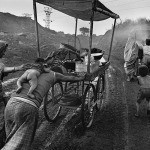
[91,47,103,54]
[80,48,106,65]
[135,65,150,117]
[123,33,144,82]
[16,58,50,98]
[141,39,150,69]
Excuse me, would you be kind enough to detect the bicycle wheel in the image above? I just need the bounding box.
[96,74,105,111]
[81,83,96,129]
[44,81,63,122]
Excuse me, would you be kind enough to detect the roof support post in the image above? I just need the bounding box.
[33,0,40,58]
[88,19,93,73]
[88,0,96,73]
[108,18,116,61]
[74,18,78,49]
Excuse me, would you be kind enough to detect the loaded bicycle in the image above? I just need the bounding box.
[33,0,119,128]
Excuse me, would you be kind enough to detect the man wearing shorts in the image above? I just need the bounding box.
[135,64,150,117]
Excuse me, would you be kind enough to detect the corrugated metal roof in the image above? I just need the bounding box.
[36,0,119,21]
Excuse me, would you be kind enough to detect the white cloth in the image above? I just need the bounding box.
[143,45,150,55]
[13,97,38,108]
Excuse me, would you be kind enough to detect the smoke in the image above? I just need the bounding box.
[130,27,150,45]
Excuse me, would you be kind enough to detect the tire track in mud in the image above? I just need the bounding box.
[58,65,128,150]
[87,65,128,150]
[111,55,150,150]
[105,65,128,150]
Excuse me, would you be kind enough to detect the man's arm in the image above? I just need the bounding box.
[137,76,140,85]
[138,48,143,63]
[3,64,24,73]
[56,72,85,82]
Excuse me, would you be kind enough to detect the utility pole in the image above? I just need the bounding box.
[44,7,52,29]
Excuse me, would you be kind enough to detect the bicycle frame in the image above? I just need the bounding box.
[33,0,119,128]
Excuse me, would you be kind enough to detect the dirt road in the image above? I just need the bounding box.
[31,60,150,150]
[1,59,150,150]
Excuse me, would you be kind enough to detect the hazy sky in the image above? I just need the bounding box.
[1,0,150,35]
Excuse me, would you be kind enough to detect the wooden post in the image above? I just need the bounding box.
[87,0,95,73]
[74,18,78,49]
[108,18,116,61]
[88,20,93,73]
[33,0,40,58]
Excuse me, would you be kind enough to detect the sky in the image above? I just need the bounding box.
[1,0,150,35]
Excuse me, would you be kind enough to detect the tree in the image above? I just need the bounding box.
[79,27,89,36]
[22,13,32,18]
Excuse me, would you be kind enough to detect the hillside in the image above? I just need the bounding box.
[0,12,102,51]
[1,12,150,73]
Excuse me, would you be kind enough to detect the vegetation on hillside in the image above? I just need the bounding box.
[1,11,150,76]
[79,27,89,36]
[0,12,102,79]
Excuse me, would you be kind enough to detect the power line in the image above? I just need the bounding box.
[44,7,53,29]
[115,5,150,11]
[104,0,124,4]
[106,0,150,7]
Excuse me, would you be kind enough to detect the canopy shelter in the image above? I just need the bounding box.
[33,0,119,73]
[35,0,119,21]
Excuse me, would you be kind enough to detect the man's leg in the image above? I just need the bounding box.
[146,99,150,124]
[135,101,140,117]
[2,99,39,150]
[0,101,6,149]
[135,90,143,117]
[147,99,150,115]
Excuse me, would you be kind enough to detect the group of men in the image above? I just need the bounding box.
[124,38,150,120]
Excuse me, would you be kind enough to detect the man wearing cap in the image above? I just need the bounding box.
[0,40,24,148]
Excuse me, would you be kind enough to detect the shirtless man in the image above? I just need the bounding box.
[16,58,50,98]
[2,70,85,150]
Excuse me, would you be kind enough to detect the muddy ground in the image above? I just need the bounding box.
[1,57,150,150]
[30,57,150,150]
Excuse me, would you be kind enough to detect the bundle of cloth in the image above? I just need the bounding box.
[124,35,143,81]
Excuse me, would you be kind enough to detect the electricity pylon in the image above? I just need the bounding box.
[44,7,52,29]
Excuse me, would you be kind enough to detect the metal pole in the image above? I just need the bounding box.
[108,18,116,61]
[74,18,78,49]
[88,19,94,73]
[33,0,40,58]
[87,0,96,73]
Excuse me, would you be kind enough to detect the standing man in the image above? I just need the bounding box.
[0,40,24,148]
